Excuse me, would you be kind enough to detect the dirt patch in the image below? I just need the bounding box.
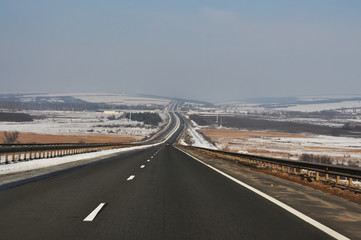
[253,167,361,205]
[0,131,138,144]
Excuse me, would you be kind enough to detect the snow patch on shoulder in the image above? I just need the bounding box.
[0,145,153,175]
[187,126,217,150]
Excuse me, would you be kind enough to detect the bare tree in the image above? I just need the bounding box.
[2,131,19,144]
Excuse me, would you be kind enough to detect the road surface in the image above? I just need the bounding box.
[0,112,344,239]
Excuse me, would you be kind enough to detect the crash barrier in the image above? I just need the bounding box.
[0,143,134,164]
[180,145,361,192]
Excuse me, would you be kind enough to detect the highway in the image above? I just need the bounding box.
[0,108,347,239]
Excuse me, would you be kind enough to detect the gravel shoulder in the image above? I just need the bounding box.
[180,146,361,240]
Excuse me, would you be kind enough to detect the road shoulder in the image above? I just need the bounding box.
[178,146,361,240]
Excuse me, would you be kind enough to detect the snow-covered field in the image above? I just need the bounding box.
[18,92,171,106]
[274,100,361,112]
[197,128,361,167]
[0,110,169,139]
[217,95,361,112]
[0,112,180,176]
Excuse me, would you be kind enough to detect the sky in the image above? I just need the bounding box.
[1,0,361,102]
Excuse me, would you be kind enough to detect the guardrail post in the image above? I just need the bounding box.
[293,168,297,174]
[349,178,353,187]
[316,172,320,181]
[325,174,329,181]
[281,166,285,172]
[18,152,21,161]
[5,153,9,164]
[12,153,15,162]
[336,175,340,184]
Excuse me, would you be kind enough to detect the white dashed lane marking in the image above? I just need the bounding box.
[83,203,106,222]
[127,175,135,181]
[140,165,145,168]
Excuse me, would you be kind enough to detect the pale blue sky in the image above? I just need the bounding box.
[1,1,361,101]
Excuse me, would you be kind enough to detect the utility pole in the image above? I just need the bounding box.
[128,105,132,122]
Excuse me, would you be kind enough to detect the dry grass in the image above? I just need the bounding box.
[0,131,138,144]
[199,128,361,164]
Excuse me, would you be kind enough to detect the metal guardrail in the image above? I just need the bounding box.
[0,142,133,153]
[0,143,136,164]
[0,110,179,165]
[181,145,361,190]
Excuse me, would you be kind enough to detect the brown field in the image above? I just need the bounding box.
[196,128,361,164]
[200,129,306,139]
[0,131,138,144]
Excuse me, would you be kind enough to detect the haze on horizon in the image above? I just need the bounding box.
[1,1,361,102]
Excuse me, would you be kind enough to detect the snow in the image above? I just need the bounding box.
[190,120,198,127]
[274,100,361,112]
[0,110,169,138]
[208,129,361,167]
[19,93,171,106]
[0,112,180,175]
[0,145,154,175]
[187,126,217,150]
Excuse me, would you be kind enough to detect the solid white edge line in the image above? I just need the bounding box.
[83,203,106,222]
[177,147,350,240]
[127,175,135,181]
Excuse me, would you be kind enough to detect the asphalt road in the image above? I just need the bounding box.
[0,112,338,239]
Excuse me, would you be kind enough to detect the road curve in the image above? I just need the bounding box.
[0,112,343,239]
